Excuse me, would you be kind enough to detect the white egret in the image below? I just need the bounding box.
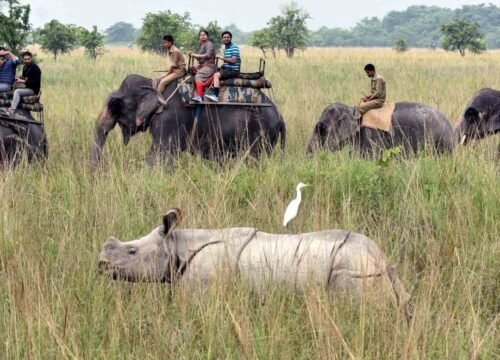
[283,183,309,227]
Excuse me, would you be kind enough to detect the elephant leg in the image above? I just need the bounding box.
[0,135,19,167]
[359,128,386,157]
[146,145,159,167]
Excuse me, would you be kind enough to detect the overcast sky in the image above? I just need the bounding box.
[22,0,490,31]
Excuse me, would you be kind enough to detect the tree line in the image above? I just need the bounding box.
[1,0,498,61]
[307,4,500,49]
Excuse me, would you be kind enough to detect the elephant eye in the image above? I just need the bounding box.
[128,247,137,255]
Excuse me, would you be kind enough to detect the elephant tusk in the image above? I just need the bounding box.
[460,135,467,145]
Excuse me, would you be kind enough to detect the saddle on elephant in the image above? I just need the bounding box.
[178,74,272,106]
[180,57,272,106]
[361,103,395,132]
[0,91,44,112]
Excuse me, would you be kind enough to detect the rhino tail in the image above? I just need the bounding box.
[386,264,412,326]
[163,208,183,235]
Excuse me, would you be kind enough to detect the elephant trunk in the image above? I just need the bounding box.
[306,139,316,155]
[90,106,117,167]
[453,116,467,145]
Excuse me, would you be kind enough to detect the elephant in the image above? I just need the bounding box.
[454,88,500,145]
[306,102,455,156]
[0,110,48,167]
[98,208,412,324]
[90,75,286,166]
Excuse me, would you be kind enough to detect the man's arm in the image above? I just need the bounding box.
[222,55,240,64]
[167,52,182,73]
[368,78,385,100]
[223,46,240,64]
[3,51,19,63]
[192,42,215,60]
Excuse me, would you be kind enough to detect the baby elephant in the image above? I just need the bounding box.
[98,209,412,323]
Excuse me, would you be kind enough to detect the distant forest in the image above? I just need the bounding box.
[228,4,500,48]
[105,4,500,49]
[307,4,500,48]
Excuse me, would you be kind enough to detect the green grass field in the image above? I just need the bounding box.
[0,47,498,358]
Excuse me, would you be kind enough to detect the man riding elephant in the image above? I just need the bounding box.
[154,35,187,94]
[0,48,19,93]
[356,63,386,121]
[205,31,241,103]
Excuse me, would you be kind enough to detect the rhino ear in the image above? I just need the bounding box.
[162,208,183,235]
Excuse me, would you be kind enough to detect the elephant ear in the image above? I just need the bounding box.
[162,208,183,236]
[314,122,328,138]
[135,91,163,128]
[464,106,487,123]
[108,96,124,118]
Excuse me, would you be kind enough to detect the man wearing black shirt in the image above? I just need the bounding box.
[6,51,41,116]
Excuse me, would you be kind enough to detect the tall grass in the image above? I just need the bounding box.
[0,47,498,358]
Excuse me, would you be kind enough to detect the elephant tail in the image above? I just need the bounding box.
[278,120,286,150]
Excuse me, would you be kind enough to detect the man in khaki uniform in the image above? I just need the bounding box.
[155,35,186,93]
[358,63,386,117]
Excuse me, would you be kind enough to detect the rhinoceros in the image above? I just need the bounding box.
[98,209,412,323]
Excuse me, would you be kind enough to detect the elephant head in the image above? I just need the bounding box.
[306,103,359,154]
[456,88,500,145]
[98,208,182,282]
[90,75,167,166]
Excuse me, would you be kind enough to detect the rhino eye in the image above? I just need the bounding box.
[128,247,137,255]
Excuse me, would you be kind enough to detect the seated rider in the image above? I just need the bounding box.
[155,35,187,94]
[356,63,386,120]
[205,31,240,102]
[5,51,41,116]
[190,29,216,102]
[0,47,19,93]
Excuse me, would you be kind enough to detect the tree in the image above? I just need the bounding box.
[203,20,223,52]
[0,0,31,53]
[225,23,252,45]
[39,20,78,60]
[393,36,409,52]
[267,1,309,58]
[137,11,196,53]
[79,26,105,60]
[104,22,137,44]
[440,18,486,56]
[249,28,275,58]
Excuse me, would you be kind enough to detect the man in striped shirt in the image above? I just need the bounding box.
[205,31,240,102]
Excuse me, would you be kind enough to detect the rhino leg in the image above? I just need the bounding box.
[386,264,412,325]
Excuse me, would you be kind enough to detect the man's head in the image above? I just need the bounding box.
[163,35,174,50]
[0,55,6,66]
[364,64,376,78]
[21,51,32,65]
[221,31,232,45]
